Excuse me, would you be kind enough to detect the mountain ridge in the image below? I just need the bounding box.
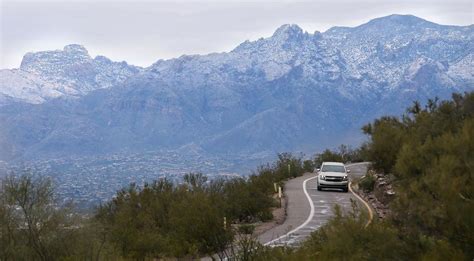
[0,14,473,163]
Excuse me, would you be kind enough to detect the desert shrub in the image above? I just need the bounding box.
[362,116,406,174]
[314,144,369,167]
[359,173,376,192]
[274,153,305,179]
[0,173,114,261]
[314,149,344,167]
[303,159,315,172]
[238,224,255,235]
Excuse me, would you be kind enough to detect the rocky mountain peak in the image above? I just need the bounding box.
[63,44,90,56]
[20,44,91,74]
[359,14,436,30]
[272,24,305,40]
[7,44,141,103]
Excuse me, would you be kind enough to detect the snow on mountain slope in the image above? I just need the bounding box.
[0,14,473,161]
[0,44,141,104]
[0,69,66,104]
[146,15,473,101]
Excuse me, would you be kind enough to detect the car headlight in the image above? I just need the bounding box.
[343,175,348,181]
[320,174,325,180]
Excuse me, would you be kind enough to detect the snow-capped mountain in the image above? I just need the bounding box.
[0,15,473,162]
[0,44,140,104]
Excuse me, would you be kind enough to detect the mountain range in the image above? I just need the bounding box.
[1,14,473,165]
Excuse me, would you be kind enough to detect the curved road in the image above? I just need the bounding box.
[259,163,369,247]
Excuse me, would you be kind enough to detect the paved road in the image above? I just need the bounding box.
[259,162,369,247]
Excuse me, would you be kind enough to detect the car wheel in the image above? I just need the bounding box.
[343,187,348,193]
[317,186,322,191]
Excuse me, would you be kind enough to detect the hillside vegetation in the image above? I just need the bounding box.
[252,92,474,260]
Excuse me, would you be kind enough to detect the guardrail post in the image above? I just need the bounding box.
[278,186,282,208]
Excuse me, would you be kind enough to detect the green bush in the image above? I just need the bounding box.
[362,117,405,174]
[314,149,343,167]
[274,152,305,179]
[296,205,409,260]
[314,144,369,167]
[0,173,115,261]
[257,209,274,222]
[303,159,315,172]
[238,224,255,235]
[95,178,234,259]
[358,174,376,192]
[361,92,474,257]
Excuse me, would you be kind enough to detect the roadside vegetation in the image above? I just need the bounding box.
[313,144,369,167]
[246,92,474,260]
[1,92,472,260]
[0,153,309,260]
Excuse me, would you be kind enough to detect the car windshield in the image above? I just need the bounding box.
[321,165,346,173]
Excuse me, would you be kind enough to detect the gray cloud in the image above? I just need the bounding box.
[1,0,472,68]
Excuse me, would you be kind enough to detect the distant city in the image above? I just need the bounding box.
[0,151,275,209]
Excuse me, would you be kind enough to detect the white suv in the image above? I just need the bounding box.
[316,162,350,192]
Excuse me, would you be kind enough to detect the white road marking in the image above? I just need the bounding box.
[262,163,371,247]
[264,175,318,246]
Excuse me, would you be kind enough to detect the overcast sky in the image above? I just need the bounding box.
[1,0,473,69]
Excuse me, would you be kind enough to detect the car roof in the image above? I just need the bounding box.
[322,162,345,166]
